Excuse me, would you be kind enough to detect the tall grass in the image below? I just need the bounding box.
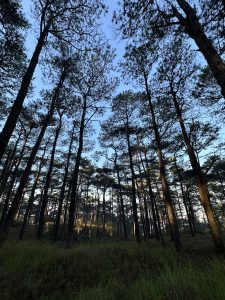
[0,240,225,299]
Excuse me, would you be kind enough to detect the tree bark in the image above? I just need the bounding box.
[171,87,224,252]
[144,74,181,251]
[0,126,32,227]
[37,113,63,239]
[54,123,75,241]
[175,0,225,98]
[0,130,22,198]
[0,23,51,162]
[125,115,141,243]
[19,142,48,240]
[137,162,151,239]
[0,75,65,245]
[114,151,127,240]
[174,158,195,236]
[67,97,87,242]
[140,152,160,240]
[102,189,106,234]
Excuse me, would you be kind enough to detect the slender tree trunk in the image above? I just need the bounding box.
[186,190,197,233]
[0,75,65,245]
[136,182,145,237]
[0,125,33,221]
[174,158,195,236]
[139,152,159,240]
[175,0,225,98]
[102,189,106,234]
[0,126,32,227]
[0,149,13,175]
[0,23,51,161]
[114,151,127,240]
[171,88,224,252]
[96,190,100,238]
[37,113,63,239]
[144,75,181,251]
[68,98,87,241]
[137,163,151,239]
[19,142,48,240]
[153,192,165,246]
[0,147,14,184]
[54,124,75,241]
[0,131,22,198]
[126,115,141,243]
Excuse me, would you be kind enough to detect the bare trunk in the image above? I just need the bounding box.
[174,158,195,236]
[54,123,75,241]
[37,114,63,239]
[0,126,32,227]
[171,88,224,252]
[144,75,181,251]
[126,115,141,243]
[114,151,127,240]
[140,152,160,240]
[0,23,50,161]
[176,0,225,98]
[0,131,22,198]
[19,142,48,240]
[102,190,106,234]
[67,98,87,241]
[137,163,151,239]
[0,75,64,245]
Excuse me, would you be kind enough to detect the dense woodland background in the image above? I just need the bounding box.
[1,0,225,257]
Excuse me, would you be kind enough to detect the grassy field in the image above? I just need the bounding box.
[0,235,225,300]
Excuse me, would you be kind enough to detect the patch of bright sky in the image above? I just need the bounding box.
[21,0,130,97]
[20,0,133,165]
[20,1,225,167]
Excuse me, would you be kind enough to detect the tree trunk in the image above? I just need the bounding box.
[0,23,51,161]
[136,182,145,238]
[186,190,197,233]
[54,123,75,241]
[37,113,63,239]
[137,163,151,239]
[174,158,195,236]
[126,115,141,243]
[0,126,32,227]
[19,142,48,240]
[96,190,100,237]
[0,75,64,245]
[171,87,224,252]
[144,74,181,251]
[139,152,159,240]
[67,97,87,242]
[114,151,127,240]
[102,189,106,234]
[176,0,225,98]
[0,131,22,198]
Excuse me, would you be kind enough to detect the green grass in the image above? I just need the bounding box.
[0,239,225,299]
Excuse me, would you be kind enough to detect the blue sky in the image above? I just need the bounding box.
[20,1,225,166]
[21,0,128,95]
[20,0,130,165]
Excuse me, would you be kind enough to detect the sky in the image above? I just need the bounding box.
[20,0,129,165]
[21,0,128,94]
[19,0,225,166]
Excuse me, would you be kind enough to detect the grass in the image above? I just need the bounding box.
[0,237,225,299]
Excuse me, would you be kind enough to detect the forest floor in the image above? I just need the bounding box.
[0,233,225,300]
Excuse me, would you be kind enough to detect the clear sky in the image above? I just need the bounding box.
[20,1,224,166]
[21,0,129,95]
[20,0,130,165]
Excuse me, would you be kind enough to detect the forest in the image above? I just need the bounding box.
[1,0,225,299]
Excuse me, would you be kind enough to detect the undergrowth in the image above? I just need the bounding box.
[0,240,225,299]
